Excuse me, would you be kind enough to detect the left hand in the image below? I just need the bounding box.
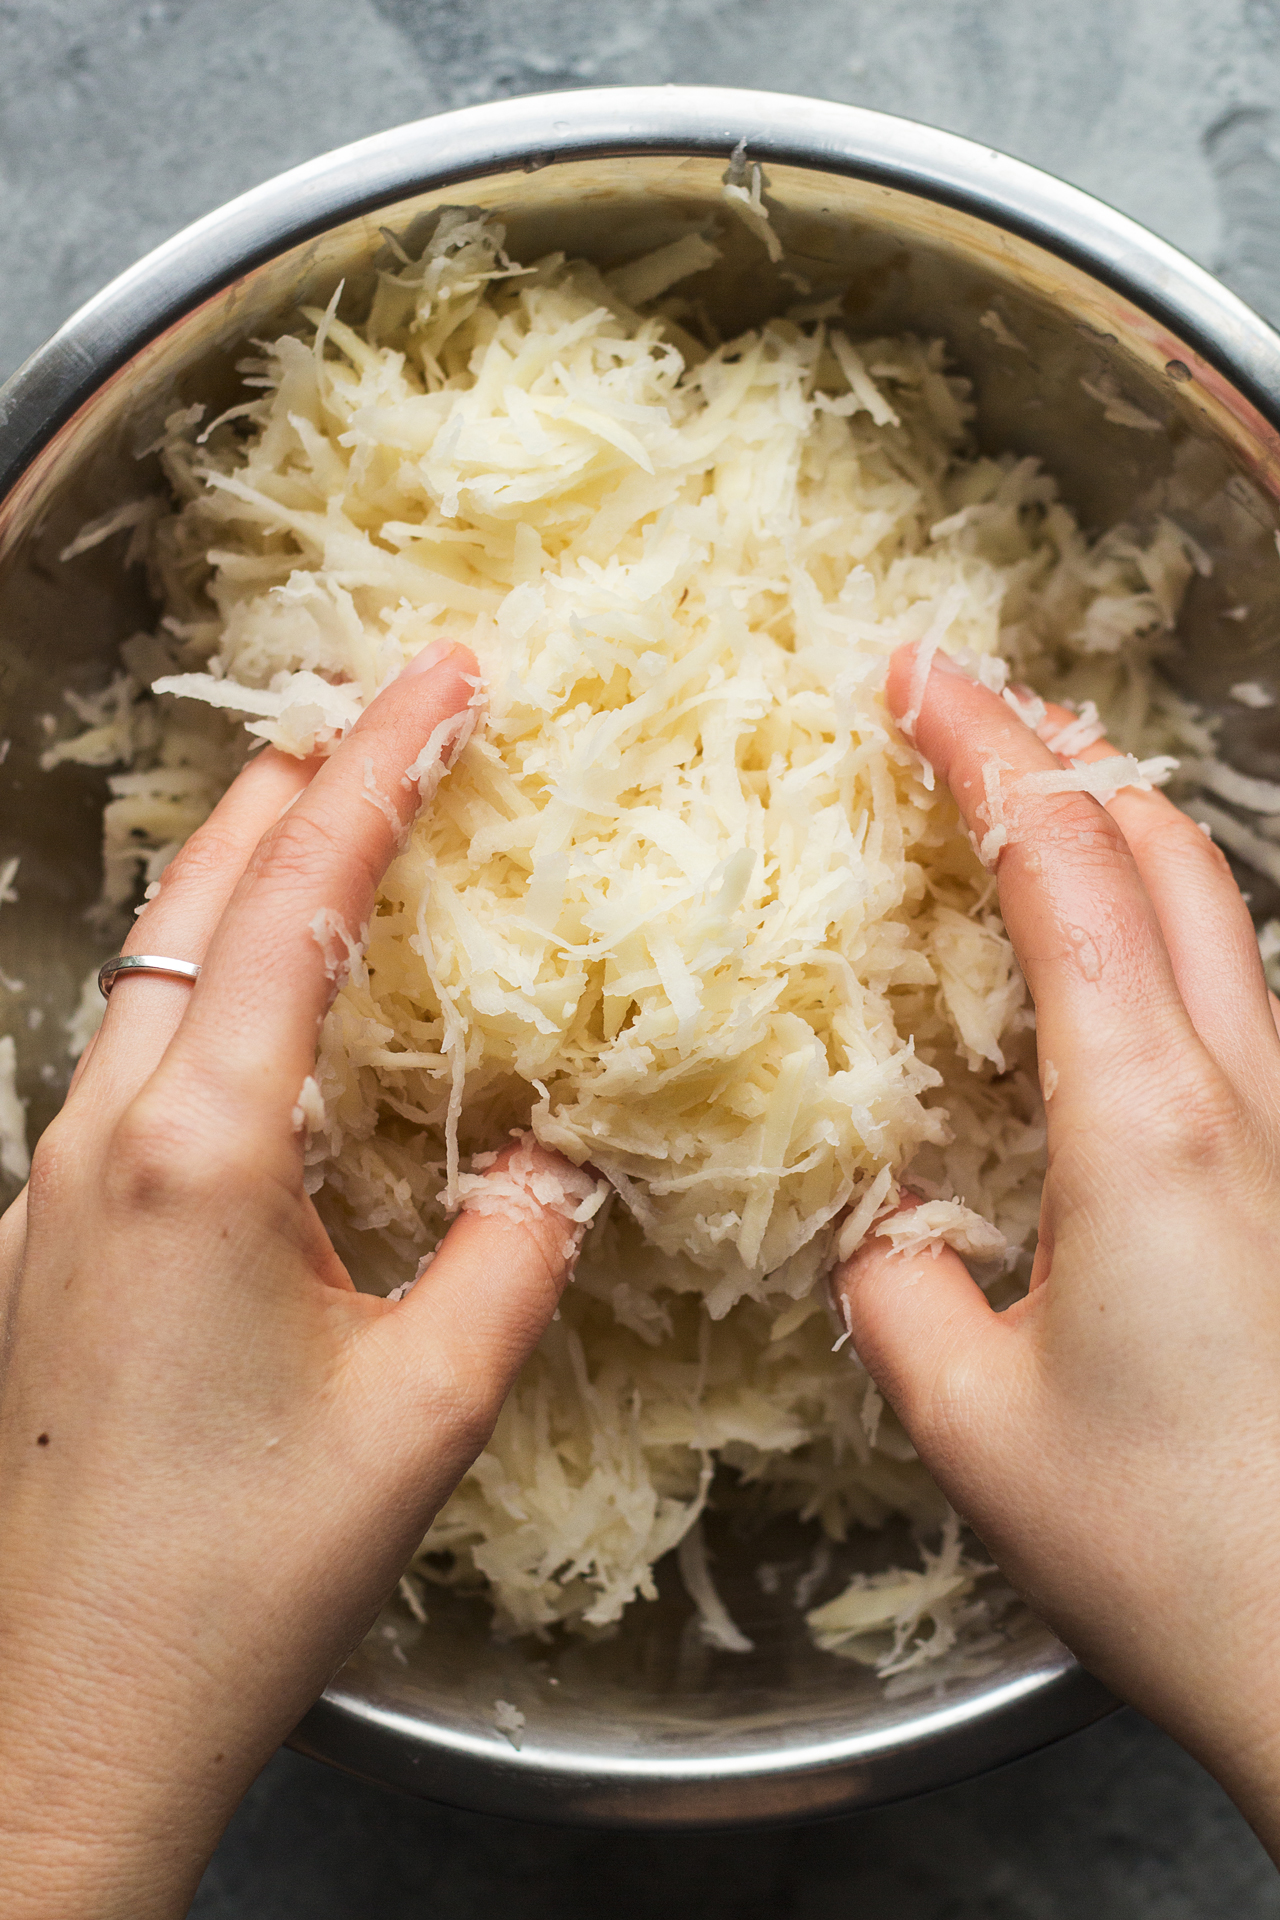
[0,644,592,1920]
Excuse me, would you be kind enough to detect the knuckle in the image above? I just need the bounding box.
[423,1353,499,1460]
[1128,804,1231,881]
[911,1350,981,1457]
[520,1215,577,1301]
[151,817,241,899]
[1013,796,1132,872]
[253,806,344,886]
[451,1391,499,1464]
[1119,1056,1244,1177]
[104,1089,220,1213]
[1169,1080,1244,1171]
[252,804,379,905]
[26,1114,78,1207]
[1202,834,1236,885]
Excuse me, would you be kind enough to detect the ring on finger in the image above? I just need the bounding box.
[98,954,202,999]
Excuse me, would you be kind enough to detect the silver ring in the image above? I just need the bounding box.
[98,954,202,999]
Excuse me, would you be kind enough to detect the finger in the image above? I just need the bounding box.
[1038,702,1280,1101]
[73,748,315,1124]
[66,1029,98,1097]
[0,1184,29,1311]
[888,645,1202,1125]
[374,1139,601,1465]
[160,642,478,1146]
[833,1198,1021,1466]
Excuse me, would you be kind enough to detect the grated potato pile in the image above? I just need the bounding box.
[47,212,1211,1666]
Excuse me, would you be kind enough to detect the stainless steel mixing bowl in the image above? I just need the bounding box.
[4,86,1280,1829]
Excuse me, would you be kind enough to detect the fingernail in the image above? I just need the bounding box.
[398,638,457,680]
[930,649,973,679]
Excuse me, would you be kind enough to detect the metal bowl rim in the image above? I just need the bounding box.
[4,83,1280,513]
[292,1658,1115,1827]
[315,1647,1102,1781]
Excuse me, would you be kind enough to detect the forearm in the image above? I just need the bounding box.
[3,1789,216,1920]
[0,1492,432,1915]
[1140,1663,1280,1869]
[1201,1741,1280,1869]
[917,1436,1280,1872]
[0,1629,261,1920]
[0,1739,236,1917]
[0,1453,277,1915]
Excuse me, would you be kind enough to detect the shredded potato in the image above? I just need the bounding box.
[56,212,1208,1661]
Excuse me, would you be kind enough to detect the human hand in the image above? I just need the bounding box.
[0,643,597,1920]
[835,645,1280,1856]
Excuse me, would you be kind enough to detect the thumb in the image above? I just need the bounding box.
[380,1136,605,1445]
[833,1199,1015,1463]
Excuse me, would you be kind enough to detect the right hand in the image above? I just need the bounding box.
[836,645,1280,1857]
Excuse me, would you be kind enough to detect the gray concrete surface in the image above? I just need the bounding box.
[5,0,1280,386]
[3,1,1280,1913]
[191,1711,1280,1920]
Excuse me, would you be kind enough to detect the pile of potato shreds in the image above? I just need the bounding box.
[55,212,1209,1673]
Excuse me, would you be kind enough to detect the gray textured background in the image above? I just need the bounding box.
[6,0,1280,390]
[3,1,1280,1914]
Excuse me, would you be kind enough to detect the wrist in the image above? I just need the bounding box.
[1168,1686,1280,1867]
[0,1707,262,1919]
[1057,1604,1280,1868]
[0,1609,268,1919]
